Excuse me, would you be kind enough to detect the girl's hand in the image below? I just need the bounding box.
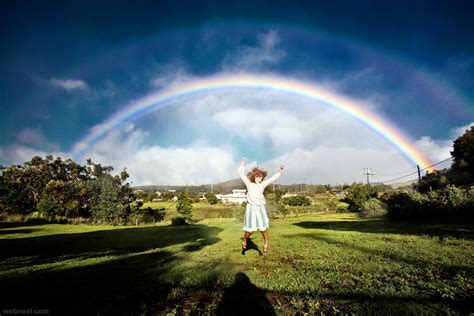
[279,164,285,172]
[240,157,247,167]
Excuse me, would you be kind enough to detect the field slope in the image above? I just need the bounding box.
[1,213,473,314]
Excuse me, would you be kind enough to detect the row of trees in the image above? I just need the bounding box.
[343,126,474,221]
[0,155,137,224]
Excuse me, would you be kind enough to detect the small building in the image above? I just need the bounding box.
[218,189,247,204]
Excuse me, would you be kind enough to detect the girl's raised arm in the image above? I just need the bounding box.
[262,164,284,187]
[237,158,251,186]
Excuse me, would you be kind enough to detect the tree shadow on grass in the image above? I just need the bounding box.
[0,228,44,235]
[284,233,473,313]
[0,224,222,314]
[294,219,474,239]
[216,272,275,316]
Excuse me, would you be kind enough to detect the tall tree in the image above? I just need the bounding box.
[451,126,474,185]
[176,188,193,221]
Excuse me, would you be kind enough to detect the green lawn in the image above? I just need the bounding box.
[0,213,473,314]
[142,201,238,221]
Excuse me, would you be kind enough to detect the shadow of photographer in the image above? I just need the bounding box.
[216,272,275,316]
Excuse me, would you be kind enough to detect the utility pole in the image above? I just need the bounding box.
[363,168,372,185]
[417,165,421,183]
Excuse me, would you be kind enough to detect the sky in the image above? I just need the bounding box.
[1,0,473,185]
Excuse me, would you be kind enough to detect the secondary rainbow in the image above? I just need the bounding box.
[71,73,432,169]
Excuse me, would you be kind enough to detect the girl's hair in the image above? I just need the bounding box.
[247,167,268,183]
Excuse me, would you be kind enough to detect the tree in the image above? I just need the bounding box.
[176,188,193,221]
[204,192,219,205]
[283,195,311,206]
[451,126,474,185]
[343,183,380,212]
[91,176,120,223]
[415,169,450,193]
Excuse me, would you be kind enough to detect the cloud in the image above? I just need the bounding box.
[50,78,89,91]
[15,128,58,149]
[148,61,196,90]
[261,146,412,185]
[413,122,474,166]
[222,30,286,71]
[79,125,238,185]
[0,145,68,165]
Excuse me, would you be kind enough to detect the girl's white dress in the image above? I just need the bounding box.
[238,165,281,232]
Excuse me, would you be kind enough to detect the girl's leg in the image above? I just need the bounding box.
[242,231,253,249]
[260,229,269,252]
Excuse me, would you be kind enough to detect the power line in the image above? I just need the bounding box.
[381,157,453,184]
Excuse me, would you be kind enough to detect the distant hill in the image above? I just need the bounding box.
[133,178,245,194]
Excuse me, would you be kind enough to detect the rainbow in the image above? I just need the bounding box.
[71,73,432,169]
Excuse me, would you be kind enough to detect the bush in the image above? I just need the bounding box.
[382,190,427,220]
[204,192,219,205]
[265,200,288,218]
[171,216,188,226]
[336,202,349,213]
[383,186,472,221]
[130,206,164,225]
[360,198,387,218]
[283,195,311,206]
[415,170,450,193]
[343,184,380,212]
[233,203,246,220]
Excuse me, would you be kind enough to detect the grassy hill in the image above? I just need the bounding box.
[1,213,472,314]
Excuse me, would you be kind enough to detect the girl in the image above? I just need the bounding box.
[238,157,284,252]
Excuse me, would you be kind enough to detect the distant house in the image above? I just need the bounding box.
[217,189,247,204]
[282,193,298,198]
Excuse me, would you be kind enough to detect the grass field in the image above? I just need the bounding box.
[1,213,473,315]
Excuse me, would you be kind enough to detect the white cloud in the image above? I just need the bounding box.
[258,146,412,185]
[222,30,286,71]
[0,145,68,165]
[212,106,387,151]
[50,78,89,91]
[79,125,238,185]
[16,128,57,149]
[449,122,474,139]
[414,122,474,167]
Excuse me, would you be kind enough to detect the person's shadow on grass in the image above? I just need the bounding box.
[216,272,275,316]
[241,237,263,256]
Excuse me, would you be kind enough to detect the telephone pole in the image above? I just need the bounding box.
[363,168,372,185]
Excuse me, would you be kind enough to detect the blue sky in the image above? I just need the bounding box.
[1,1,473,185]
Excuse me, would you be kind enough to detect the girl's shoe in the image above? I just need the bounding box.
[263,242,269,252]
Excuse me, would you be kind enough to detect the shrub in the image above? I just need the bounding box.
[336,202,349,213]
[283,195,311,206]
[233,203,246,220]
[415,170,450,193]
[383,186,472,221]
[130,206,164,225]
[265,200,288,218]
[204,192,219,205]
[382,190,427,220]
[171,216,188,226]
[343,184,380,212]
[360,198,387,219]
